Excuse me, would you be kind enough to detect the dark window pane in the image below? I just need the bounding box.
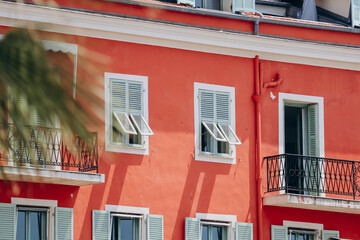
[201,225,209,240]
[120,219,133,240]
[212,226,222,240]
[29,211,46,240]
[16,211,26,240]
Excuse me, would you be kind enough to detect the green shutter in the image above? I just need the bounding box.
[55,207,73,240]
[307,104,319,157]
[185,217,200,240]
[147,214,164,240]
[352,0,360,27]
[271,225,287,240]
[128,81,143,114]
[236,222,253,240]
[232,0,255,13]
[0,203,16,240]
[92,210,110,240]
[322,230,339,240]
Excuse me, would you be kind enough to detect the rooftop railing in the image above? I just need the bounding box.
[0,124,98,173]
[266,154,360,199]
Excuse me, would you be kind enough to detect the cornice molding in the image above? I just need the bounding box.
[0,1,360,70]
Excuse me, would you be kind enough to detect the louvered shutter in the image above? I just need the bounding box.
[271,225,287,240]
[352,0,360,27]
[236,222,253,240]
[92,210,110,240]
[307,104,319,156]
[215,92,230,124]
[147,214,164,240]
[0,203,16,240]
[55,207,73,240]
[185,217,200,240]
[322,230,339,240]
[232,0,255,13]
[200,90,215,123]
[111,79,127,113]
[128,81,143,115]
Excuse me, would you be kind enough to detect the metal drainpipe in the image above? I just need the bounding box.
[253,56,283,240]
[253,11,264,35]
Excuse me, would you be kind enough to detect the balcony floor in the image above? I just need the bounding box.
[263,193,360,214]
[0,166,105,186]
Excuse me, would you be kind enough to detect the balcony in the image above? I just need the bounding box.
[264,154,360,214]
[0,124,104,186]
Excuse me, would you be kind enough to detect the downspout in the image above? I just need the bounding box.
[253,11,264,35]
[252,56,282,240]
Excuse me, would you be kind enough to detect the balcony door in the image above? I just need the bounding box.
[284,103,319,195]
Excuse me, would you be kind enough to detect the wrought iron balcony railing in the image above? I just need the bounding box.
[0,124,98,173]
[266,154,360,199]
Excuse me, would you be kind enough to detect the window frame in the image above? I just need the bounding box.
[196,213,237,240]
[105,73,150,155]
[194,82,238,164]
[105,205,149,240]
[12,197,57,240]
[284,221,323,240]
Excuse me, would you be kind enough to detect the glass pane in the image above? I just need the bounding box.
[201,225,209,240]
[201,124,214,153]
[130,114,154,136]
[113,112,137,135]
[16,211,26,240]
[202,122,226,142]
[120,218,133,240]
[218,124,241,145]
[111,217,120,240]
[30,211,46,240]
[212,226,223,240]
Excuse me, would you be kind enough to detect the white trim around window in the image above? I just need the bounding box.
[194,82,237,164]
[105,72,150,155]
[196,213,237,240]
[278,92,325,157]
[11,197,58,240]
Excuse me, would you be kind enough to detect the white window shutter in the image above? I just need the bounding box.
[215,92,230,123]
[307,104,319,157]
[128,81,143,114]
[111,80,127,112]
[322,230,339,240]
[147,214,164,240]
[236,222,253,240]
[92,210,110,240]
[185,217,200,240]
[200,90,215,122]
[177,0,195,7]
[0,203,16,240]
[352,0,360,27]
[232,0,255,13]
[271,225,287,240]
[55,207,73,240]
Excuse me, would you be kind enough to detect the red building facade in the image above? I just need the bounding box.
[0,0,360,239]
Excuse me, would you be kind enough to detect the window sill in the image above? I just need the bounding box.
[195,152,236,164]
[106,143,149,155]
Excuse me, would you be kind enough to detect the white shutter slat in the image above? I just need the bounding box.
[92,210,110,240]
[147,214,164,240]
[111,79,127,112]
[185,217,200,240]
[128,81,143,114]
[352,0,360,27]
[322,230,339,240]
[55,207,73,240]
[200,90,215,121]
[216,92,230,123]
[0,203,16,240]
[271,225,287,240]
[236,222,253,240]
[232,0,255,13]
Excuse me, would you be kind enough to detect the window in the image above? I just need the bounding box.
[0,198,73,240]
[105,73,153,155]
[92,205,163,240]
[278,93,324,196]
[176,0,255,13]
[194,83,241,164]
[271,221,339,240]
[185,213,253,240]
[16,206,49,240]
